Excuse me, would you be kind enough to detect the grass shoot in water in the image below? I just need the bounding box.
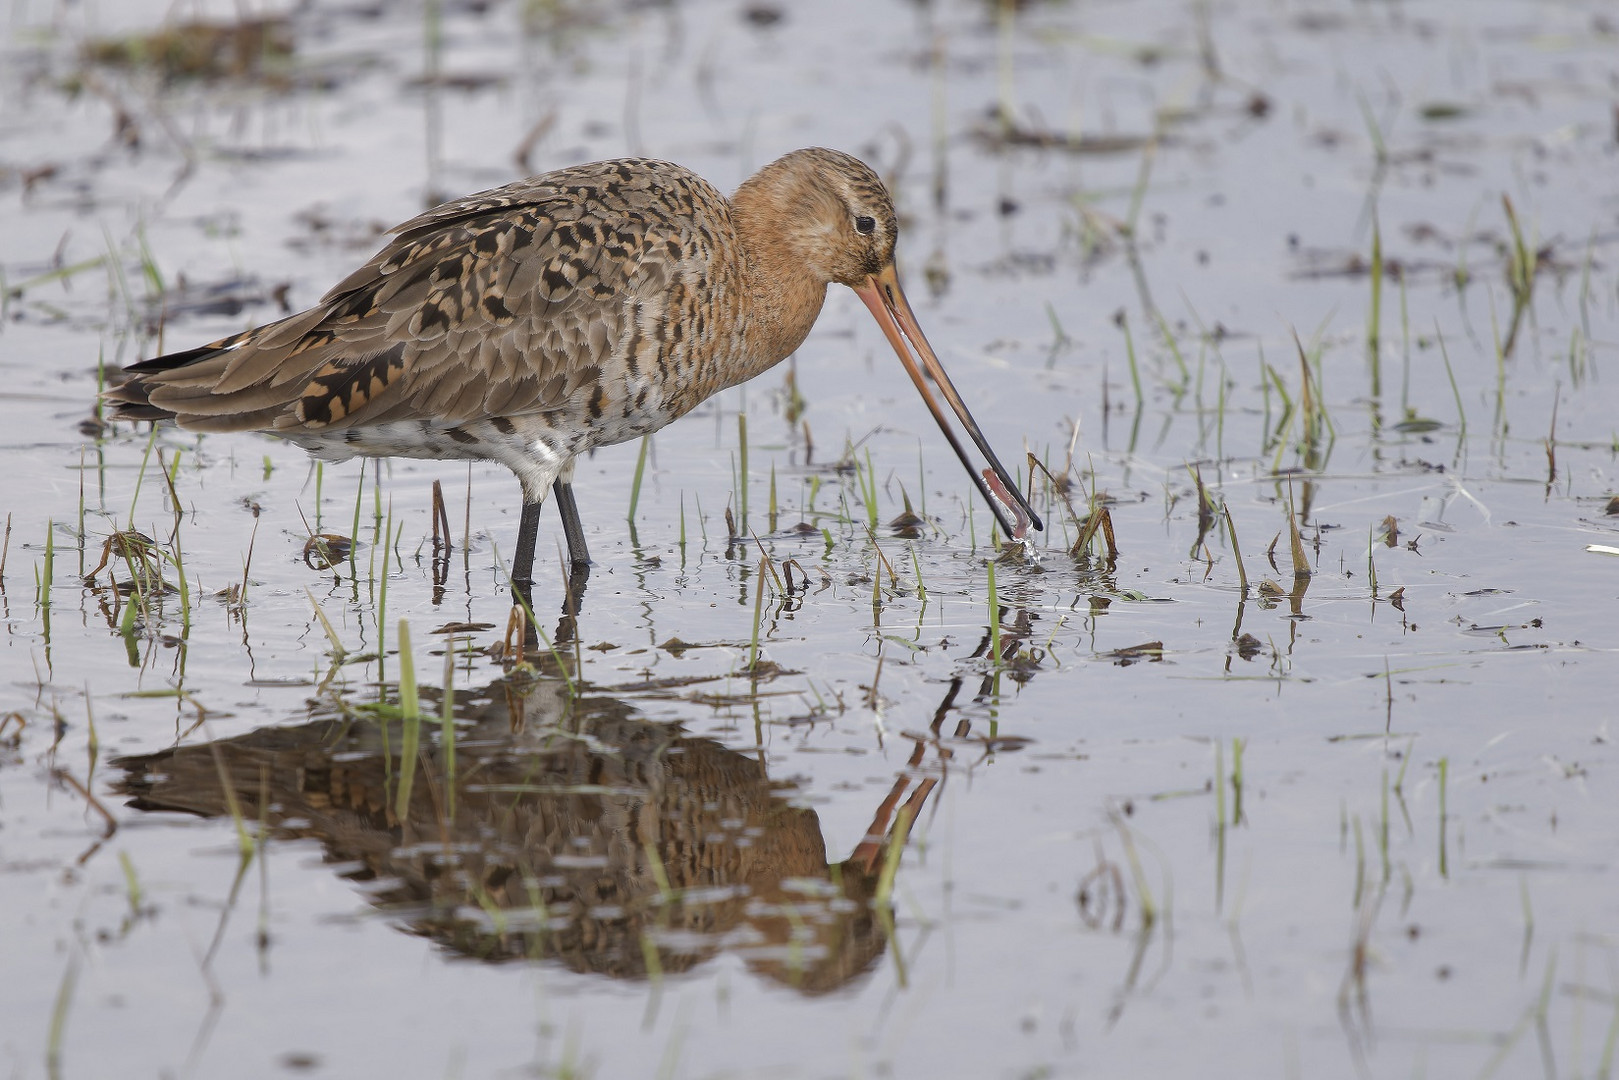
[738,412,749,534]
[628,433,651,524]
[349,468,365,582]
[986,557,1001,664]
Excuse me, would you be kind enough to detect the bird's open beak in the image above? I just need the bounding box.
[853,263,1043,541]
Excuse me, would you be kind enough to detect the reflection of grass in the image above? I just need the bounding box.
[396,620,421,821]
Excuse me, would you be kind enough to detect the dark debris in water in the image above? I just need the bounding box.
[431,622,495,635]
[742,4,785,28]
[302,533,353,570]
[971,113,1155,157]
[160,275,290,323]
[403,72,509,93]
[887,508,925,538]
[288,208,394,256]
[1105,641,1165,666]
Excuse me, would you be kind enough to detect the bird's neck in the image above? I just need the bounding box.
[730,181,830,373]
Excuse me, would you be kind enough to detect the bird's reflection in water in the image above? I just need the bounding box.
[112,661,979,994]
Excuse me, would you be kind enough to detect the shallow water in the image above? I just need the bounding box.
[2,1,1617,1077]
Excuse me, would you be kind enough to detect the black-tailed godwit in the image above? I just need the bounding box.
[109,148,1042,604]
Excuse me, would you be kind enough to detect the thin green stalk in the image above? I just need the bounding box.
[768,463,777,534]
[986,557,1001,664]
[875,804,912,908]
[862,448,879,530]
[377,509,397,681]
[168,532,191,636]
[127,426,160,530]
[1367,524,1378,596]
[738,413,749,533]
[1222,504,1248,594]
[1121,314,1144,407]
[1153,309,1190,390]
[1434,323,1468,439]
[45,956,79,1078]
[747,556,766,671]
[41,520,54,618]
[1230,738,1245,824]
[306,589,346,657]
[1125,131,1158,235]
[628,434,651,523]
[1379,769,1390,883]
[118,852,143,920]
[1399,273,1411,413]
[348,468,364,581]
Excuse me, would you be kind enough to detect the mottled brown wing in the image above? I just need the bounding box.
[120,159,720,434]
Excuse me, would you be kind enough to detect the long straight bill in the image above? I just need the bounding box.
[854,265,1043,542]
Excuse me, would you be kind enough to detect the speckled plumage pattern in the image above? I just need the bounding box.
[115,155,809,499]
[110,147,1035,595]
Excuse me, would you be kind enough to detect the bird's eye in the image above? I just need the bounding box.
[854,215,876,235]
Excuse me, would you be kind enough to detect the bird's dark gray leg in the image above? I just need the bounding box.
[551,479,590,570]
[511,500,543,610]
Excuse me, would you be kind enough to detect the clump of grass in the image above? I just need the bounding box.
[855,448,880,531]
[1070,499,1119,562]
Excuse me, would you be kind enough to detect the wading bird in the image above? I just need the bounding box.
[109,148,1041,610]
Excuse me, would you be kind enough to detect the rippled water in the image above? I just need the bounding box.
[3,1,1617,1077]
